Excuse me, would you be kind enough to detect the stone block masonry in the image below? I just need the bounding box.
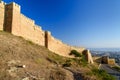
[3,2,45,46]
[0,1,93,63]
[45,31,85,57]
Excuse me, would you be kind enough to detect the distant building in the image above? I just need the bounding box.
[101,56,115,65]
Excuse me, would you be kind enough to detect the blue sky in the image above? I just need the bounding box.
[3,0,120,48]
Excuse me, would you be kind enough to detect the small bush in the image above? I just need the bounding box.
[69,50,81,57]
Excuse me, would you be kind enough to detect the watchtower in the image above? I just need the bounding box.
[4,2,21,35]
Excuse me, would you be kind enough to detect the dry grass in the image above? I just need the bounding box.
[0,31,104,80]
[0,31,71,80]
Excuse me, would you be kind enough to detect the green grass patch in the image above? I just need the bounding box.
[69,50,81,57]
[35,58,43,64]
[87,68,116,80]
[47,53,66,65]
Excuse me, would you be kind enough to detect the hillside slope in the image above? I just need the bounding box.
[0,31,75,80]
[0,31,114,80]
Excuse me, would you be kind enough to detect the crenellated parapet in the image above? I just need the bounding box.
[7,2,20,11]
[34,25,42,31]
[0,1,6,5]
[12,2,20,8]
[21,14,35,25]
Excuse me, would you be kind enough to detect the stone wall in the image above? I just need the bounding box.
[108,59,115,65]
[82,50,94,63]
[101,56,115,65]
[101,56,108,64]
[4,2,45,46]
[45,31,93,63]
[0,2,94,63]
[20,14,45,46]
[0,2,5,30]
[45,31,85,57]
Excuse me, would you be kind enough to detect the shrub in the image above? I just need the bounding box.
[69,50,81,57]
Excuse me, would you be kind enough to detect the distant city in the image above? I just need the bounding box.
[90,48,120,65]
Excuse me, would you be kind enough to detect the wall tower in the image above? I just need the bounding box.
[4,2,21,35]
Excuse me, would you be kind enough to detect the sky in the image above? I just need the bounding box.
[3,0,120,48]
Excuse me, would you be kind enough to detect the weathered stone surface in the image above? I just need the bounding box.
[0,1,5,30]
[82,49,94,63]
[101,56,115,65]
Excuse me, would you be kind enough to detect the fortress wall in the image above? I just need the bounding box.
[0,2,94,63]
[0,2,5,30]
[45,31,94,64]
[3,2,85,56]
[4,2,21,35]
[4,2,45,46]
[20,14,35,38]
[20,14,45,46]
[45,31,85,57]
[32,25,45,46]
